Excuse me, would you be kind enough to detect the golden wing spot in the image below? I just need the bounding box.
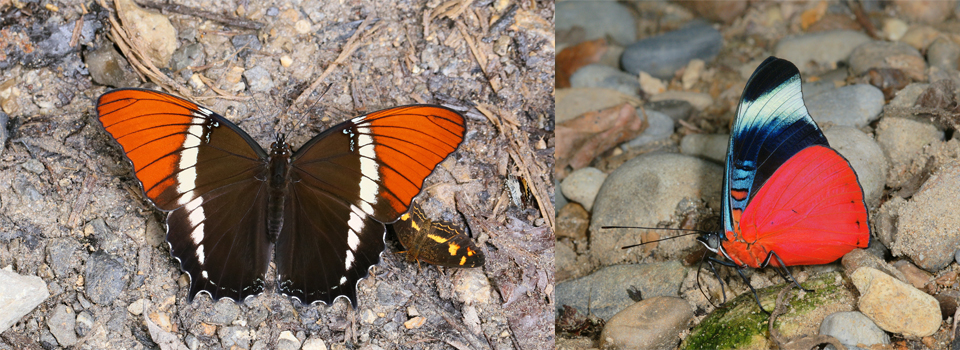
[447,242,461,256]
[459,256,467,265]
[427,234,449,243]
[410,220,420,231]
[466,248,476,256]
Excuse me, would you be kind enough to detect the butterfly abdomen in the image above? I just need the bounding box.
[266,142,293,242]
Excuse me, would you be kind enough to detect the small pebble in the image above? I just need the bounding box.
[681,59,704,90]
[621,20,722,79]
[243,66,275,92]
[277,331,301,350]
[882,18,909,41]
[302,337,328,350]
[569,64,640,98]
[556,203,589,240]
[84,251,127,305]
[805,84,884,127]
[115,0,178,67]
[875,116,943,188]
[679,133,728,163]
[849,41,926,81]
[280,55,293,68]
[556,1,636,45]
[231,34,263,51]
[207,299,240,325]
[899,25,942,51]
[623,109,674,148]
[638,71,666,96]
[893,163,960,272]
[599,296,693,350]
[774,30,871,74]
[75,311,93,337]
[127,298,150,316]
[643,99,693,121]
[83,45,139,88]
[926,37,960,71]
[852,267,940,337]
[218,326,251,349]
[555,261,686,321]
[888,83,929,108]
[47,304,78,347]
[820,311,890,349]
[560,167,607,212]
[648,91,712,111]
[556,87,639,123]
[403,316,426,329]
[894,0,952,24]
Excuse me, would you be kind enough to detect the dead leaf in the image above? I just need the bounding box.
[556,38,608,89]
[556,103,647,177]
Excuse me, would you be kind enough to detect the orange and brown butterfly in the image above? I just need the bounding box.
[390,202,485,268]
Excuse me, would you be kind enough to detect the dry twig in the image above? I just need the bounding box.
[294,17,381,111]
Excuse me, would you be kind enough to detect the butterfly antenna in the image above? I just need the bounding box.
[602,226,708,249]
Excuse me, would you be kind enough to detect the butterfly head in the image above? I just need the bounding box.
[270,133,292,158]
[696,232,724,254]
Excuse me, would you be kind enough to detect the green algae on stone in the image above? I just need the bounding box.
[681,271,855,350]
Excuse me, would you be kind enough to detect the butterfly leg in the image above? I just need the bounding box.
[760,250,814,293]
[701,256,728,306]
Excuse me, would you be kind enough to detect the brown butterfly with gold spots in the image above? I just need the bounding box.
[390,202,485,268]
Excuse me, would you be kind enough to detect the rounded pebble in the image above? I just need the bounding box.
[849,41,926,81]
[84,45,140,88]
[774,30,872,73]
[243,66,275,93]
[277,330,301,350]
[823,126,887,207]
[899,25,942,51]
[624,109,674,148]
[570,64,640,98]
[621,21,722,79]
[679,133,727,163]
[820,311,891,349]
[806,84,884,127]
[556,202,589,240]
[590,153,722,266]
[882,18,909,41]
[851,267,940,337]
[644,99,694,121]
[648,91,713,111]
[302,337,328,350]
[888,83,929,108]
[47,304,78,347]
[555,261,686,321]
[116,0,178,68]
[556,88,639,124]
[893,0,953,24]
[893,162,960,272]
[561,167,607,212]
[926,37,960,71]
[598,296,693,350]
[875,117,943,188]
[557,1,636,46]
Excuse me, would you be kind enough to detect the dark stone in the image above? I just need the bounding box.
[621,21,722,79]
[644,99,694,121]
[46,238,81,278]
[231,34,263,51]
[207,299,241,325]
[84,251,128,305]
[170,43,205,71]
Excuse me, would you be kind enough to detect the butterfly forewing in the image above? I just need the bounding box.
[724,58,829,235]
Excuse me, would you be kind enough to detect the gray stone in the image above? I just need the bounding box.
[560,167,607,212]
[302,337,328,350]
[774,30,872,73]
[926,37,960,71]
[75,310,94,337]
[823,127,888,207]
[599,296,694,350]
[875,117,944,188]
[679,133,728,163]
[569,64,640,98]
[556,262,687,321]
[47,304,78,346]
[893,163,960,272]
[0,268,49,333]
[21,159,43,174]
[622,21,722,79]
[84,251,128,305]
[888,83,929,108]
[806,84,884,127]
[46,238,81,278]
[277,330,301,350]
[0,112,7,157]
[555,179,568,211]
[231,34,263,51]
[170,43,205,71]
[83,44,140,88]
[624,109,674,148]
[849,41,926,80]
[644,99,694,121]
[208,298,241,325]
[556,1,636,46]
[219,326,251,349]
[243,66,274,92]
[590,153,722,265]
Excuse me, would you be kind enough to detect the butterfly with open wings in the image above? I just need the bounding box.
[96,88,465,306]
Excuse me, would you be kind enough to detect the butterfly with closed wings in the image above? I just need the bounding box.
[96,88,465,306]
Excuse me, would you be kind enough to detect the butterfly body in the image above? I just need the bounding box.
[695,57,870,310]
[97,88,465,306]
